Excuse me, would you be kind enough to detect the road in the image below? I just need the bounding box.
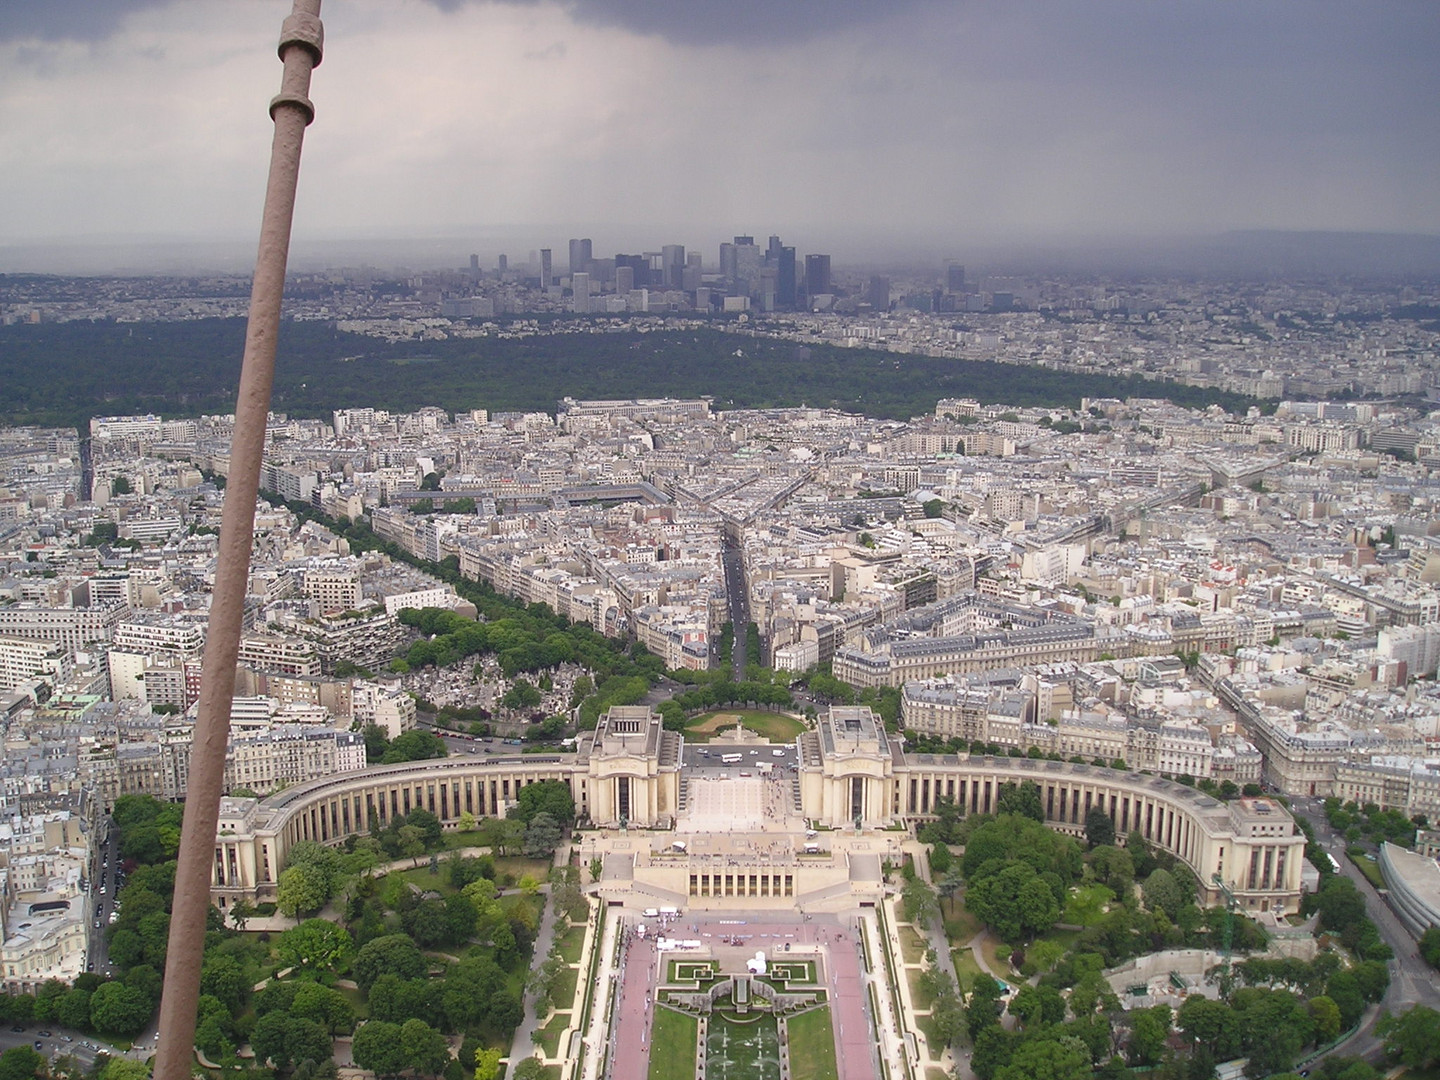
[1289,800,1440,1063]
[0,1026,134,1070]
[721,537,751,680]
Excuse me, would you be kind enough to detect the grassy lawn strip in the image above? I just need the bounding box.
[647,1006,698,1080]
[398,865,456,894]
[898,925,927,964]
[787,1007,839,1080]
[536,1011,570,1057]
[551,966,580,1010]
[907,967,936,1010]
[683,710,806,744]
[951,947,983,991]
[1347,850,1386,889]
[556,924,585,964]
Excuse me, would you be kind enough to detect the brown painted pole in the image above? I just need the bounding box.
[152,6,322,1080]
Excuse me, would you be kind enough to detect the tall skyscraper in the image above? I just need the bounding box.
[540,248,553,288]
[568,238,592,277]
[615,264,635,295]
[661,244,685,289]
[805,254,832,296]
[615,253,649,289]
[865,275,891,310]
[497,254,507,274]
[775,245,796,308]
[946,261,966,293]
[571,272,591,314]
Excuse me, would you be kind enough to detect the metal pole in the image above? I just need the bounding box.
[152,6,322,1080]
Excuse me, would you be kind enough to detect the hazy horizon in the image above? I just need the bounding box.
[2,0,1437,277]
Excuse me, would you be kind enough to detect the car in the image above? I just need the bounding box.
[38,1031,51,1037]
[9,1026,23,1033]
[62,1036,73,1043]
[94,919,101,928]
[33,1043,43,1052]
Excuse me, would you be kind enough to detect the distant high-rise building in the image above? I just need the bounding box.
[615,254,648,289]
[568,238,592,276]
[497,254,507,273]
[571,272,591,314]
[726,236,760,296]
[865,275,891,310]
[775,245,796,308]
[615,265,635,295]
[469,253,479,275]
[661,245,685,289]
[540,248,553,287]
[946,261,966,293]
[805,254,831,296]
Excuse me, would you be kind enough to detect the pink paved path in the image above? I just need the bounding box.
[612,930,658,1077]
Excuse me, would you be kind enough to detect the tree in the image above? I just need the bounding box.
[397,824,427,867]
[1308,995,1342,1044]
[229,896,256,930]
[352,1021,407,1078]
[995,781,1044,822]
[480,817,524,857]
[1419,926,1440,970]
[291,982,357,1036]
[1085,807,1116,848]
[278,918,354,971]
[0,1047,44,1080]
[1142,869,1182,920]
[100,1060,152,1080]
[199,954,249,1011]
[994,1035,1092,1080]
[472,1048,502,1080]
[277,864,332,918]
[352,934,426,996]
[902,875,938,923]
[511,779,576,825]
[1315,875,1367,933]
[399,1019,450,1077]
[251,1013,333,1072]
[1379,1005,1440,1069]
[88,982,153,1036]
[509,1059,547,1080]
[523,812,564,859]
[1127,1006,1171,1066]
[457,810,476,833]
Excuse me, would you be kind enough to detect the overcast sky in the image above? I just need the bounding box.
[1,0,1437,270]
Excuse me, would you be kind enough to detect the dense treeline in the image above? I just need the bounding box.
[0,318,1265,428]
[907,786,1395,1080]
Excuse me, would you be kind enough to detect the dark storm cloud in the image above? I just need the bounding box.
[553,0,923,46]
[0,0,163,41]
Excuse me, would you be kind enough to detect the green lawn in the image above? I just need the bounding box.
[951,947,983,990]
[898,926,927,964]
[1348,851,1386,889]
[493,855,555,883]
[684,710,806,744]
[648,1006,698,1080]
[398,865,456,894]
[907,968,935,1009]
[786,1007,839,1080]
[551,965,579,1009]
[1062,883,1115,926]
[536,1011,570,1057]
[556,924,585,964]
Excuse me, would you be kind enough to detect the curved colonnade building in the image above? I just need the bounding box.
[210,705,1305,915]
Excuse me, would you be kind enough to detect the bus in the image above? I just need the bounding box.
[721,753,743,764]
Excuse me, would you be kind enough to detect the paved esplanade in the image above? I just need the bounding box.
[586,721,894,1080]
